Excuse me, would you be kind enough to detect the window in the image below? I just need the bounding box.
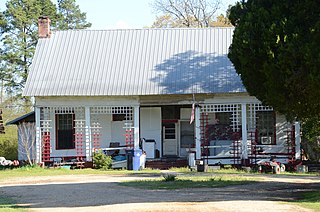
[180,121,194,148]
[56,114,75,149]
[256,111,275,145]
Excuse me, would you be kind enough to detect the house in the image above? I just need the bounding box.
[22,16,301,168]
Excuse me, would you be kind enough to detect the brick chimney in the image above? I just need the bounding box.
[38,16,51,38]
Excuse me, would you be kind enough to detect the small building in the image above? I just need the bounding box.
[6,112,35,161]
[22,17,301,168]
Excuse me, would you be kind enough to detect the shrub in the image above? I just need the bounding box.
[92,151,112,170]
[0,139,18,160]
[162,173,177,181]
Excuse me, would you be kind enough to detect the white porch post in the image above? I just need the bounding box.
[35,107,42,164]
[294,122,301,160]
[85,106,91,161]
[133,106,140,149]
[195,106,201,160]
[241,103,248,162]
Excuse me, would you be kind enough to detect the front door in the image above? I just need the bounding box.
[163,123,178,156]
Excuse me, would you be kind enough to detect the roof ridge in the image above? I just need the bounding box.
[52,27,234,33]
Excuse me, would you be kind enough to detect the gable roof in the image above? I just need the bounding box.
[23,28,246,97]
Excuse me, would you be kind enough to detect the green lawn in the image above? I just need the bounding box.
[294,191,320,210]
[119,175,258,189]
[0,166,161,182]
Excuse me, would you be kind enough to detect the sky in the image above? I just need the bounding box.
[0,0,238,29]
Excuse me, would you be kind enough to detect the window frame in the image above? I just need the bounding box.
[256,111,276,145]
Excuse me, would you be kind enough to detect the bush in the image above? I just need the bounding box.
[92,151,112,170]
[162,173,177,181]
[0,139,18,160]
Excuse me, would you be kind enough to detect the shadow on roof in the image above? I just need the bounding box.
[152,50,246,94]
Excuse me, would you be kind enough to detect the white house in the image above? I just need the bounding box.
[22,17,301,167]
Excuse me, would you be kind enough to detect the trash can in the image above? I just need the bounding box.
[133,149,142,171]
[142,139,156,159]
[126,149,134,170]
[196,159,207,172]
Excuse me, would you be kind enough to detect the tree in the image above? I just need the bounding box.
[57,0,91,30]
[213,14,232,27]
[151,0,221,28]
[228,0,320,121]
[1,0,57,95]
[151,13,232,28]
[0,0,91,97]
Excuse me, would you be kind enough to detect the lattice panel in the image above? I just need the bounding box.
[201,104,241,113]
[248,103,273,112]
[200,113,209,158]
[74,120,86,160]
[90,106,133,117]
[124,122,134,148]
[91,121,101,151]
[41,106,85,115]
[42,131,51,162]
[200,104,241,132]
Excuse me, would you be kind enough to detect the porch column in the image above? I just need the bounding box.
[294,122,301,160]
[241,103,248,161]
[35,107,42,163]
[195,106,201,160]
[85,106,92,161]
[133,106,140,149]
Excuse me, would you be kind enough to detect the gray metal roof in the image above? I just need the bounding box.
[6,111,35,125]
[23,28,246,96]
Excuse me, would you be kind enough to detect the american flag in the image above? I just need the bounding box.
[190,103,195,124]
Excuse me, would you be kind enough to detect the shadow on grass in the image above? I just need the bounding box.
[290,191,320,210]
[0,195,27,211]
[119,177,256,190]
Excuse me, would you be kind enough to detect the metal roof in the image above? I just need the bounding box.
[23,28,246,96]
[6,112,35,125]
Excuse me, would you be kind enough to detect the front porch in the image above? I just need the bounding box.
[34,98,300,168]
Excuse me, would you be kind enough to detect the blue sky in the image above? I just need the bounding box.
[0,0,238,29]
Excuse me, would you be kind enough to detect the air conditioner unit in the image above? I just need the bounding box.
[260,136,272,144]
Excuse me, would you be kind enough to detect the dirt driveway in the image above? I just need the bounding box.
[0,173,319,212]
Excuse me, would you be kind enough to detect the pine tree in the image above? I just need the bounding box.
[57,0,91,30]
[1,0,57,95]
[0,0,91,97]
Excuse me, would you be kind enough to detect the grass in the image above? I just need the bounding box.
[119,175,258,190]
[294,191,320,210]
[0,194,25,212]
[0,166,161,182]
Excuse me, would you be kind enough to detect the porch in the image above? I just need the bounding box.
[34,100,300,168]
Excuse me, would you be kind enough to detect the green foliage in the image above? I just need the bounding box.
[162,173,177,181]
[0,106,32,160]
[57,0,91,30]
[0,0,91,96]
[1,0,57,94]
[0,138,17,160]
[301,117,320,162]
[228,1,320,121]
[294,191,320,210]
[92,151,112,170]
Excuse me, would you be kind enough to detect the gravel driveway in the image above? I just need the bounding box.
[0,173,319,212]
